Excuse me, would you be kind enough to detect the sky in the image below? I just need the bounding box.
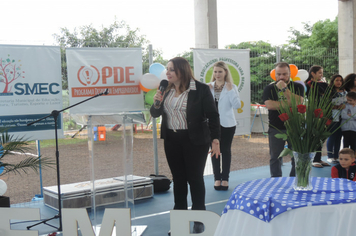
[1,0,338,59]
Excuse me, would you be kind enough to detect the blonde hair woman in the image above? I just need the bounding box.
[209,61,241,190]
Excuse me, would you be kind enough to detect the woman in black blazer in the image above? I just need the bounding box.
[150,57,220,234]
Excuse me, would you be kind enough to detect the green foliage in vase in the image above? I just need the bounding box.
[293,152,314,189]
[275,84,335,154]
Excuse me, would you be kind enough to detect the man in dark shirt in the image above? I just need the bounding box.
[262,62,304,177]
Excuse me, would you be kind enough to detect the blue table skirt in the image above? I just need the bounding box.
[222,177,356,222]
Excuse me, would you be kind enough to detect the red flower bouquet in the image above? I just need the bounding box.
[275,86,334,154]
[274,85,335,190]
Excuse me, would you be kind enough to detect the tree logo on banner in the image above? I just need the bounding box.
[77,66,100,86]
[0,54,25,94]
[200,58,246,93]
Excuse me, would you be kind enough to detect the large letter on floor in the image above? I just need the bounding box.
[62,208,131,236]
[0,208,40,236]
[170,210,220,236]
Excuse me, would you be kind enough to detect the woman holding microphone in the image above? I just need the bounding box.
[150,57,220,234]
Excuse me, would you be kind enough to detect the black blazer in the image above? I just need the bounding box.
[150,80,220,145]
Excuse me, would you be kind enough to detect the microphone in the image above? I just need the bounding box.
[154,80,168,107]
[98,88,109,96]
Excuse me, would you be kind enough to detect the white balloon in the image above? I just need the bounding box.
[160,69,167,81]
[0,179,7,196]
[296,69,309,82]
[140,73,160,90]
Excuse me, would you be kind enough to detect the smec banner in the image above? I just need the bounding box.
[0,45,63,140]
[193,49,251,135]
[66,48,144,114]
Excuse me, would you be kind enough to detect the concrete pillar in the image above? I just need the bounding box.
[338,0,356,76]
[194,0,218,49]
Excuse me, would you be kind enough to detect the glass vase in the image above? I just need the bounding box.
[293,151,316,191]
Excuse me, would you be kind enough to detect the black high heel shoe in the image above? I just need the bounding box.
[221,181,229,191]
[214,180,222,190]
[220,185,228,191]
[214,185,222,190]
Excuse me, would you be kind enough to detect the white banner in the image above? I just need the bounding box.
[193,49,251,135]
[66,48,144,115]
[0,45,63,140]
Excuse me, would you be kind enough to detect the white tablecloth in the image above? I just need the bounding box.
[214,203,356,236]
[214,177,356,236]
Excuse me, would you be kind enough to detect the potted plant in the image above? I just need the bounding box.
[275,83,336,190]
[0,128,55,206]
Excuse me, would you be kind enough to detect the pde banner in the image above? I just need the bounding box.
[0,45,63,140]
[193,49,250,135]
[66,48,144,114]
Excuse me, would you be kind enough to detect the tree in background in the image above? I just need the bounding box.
[282,17,338,80]
[53,20,164,89]
[227,41,276,104]
[177,51,193,68]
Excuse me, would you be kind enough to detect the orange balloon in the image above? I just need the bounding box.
[270,69,276,81]
[289,64,298,78]
[139,82,150,92]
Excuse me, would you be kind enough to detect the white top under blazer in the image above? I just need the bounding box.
[209,81,241,128]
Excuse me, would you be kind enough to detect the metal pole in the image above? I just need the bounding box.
[36,140,43,198]
[149,44,159,175]
[276,47,281,63]
[149,44,153,65]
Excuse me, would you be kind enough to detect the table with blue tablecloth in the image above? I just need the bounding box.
[214,177,356,236]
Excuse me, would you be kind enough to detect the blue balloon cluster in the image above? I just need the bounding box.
[149,63,165,78]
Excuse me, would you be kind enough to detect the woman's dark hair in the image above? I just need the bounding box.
[305,65,323,85]
[328,74,343,88]
[343,73,356,92]
[167,57,196,93]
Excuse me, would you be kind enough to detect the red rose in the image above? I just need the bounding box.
[297,104,306,114]
[326,119,332,126]
[278,113,289,122]
[290,107,293,113]
[314,109,323,118]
